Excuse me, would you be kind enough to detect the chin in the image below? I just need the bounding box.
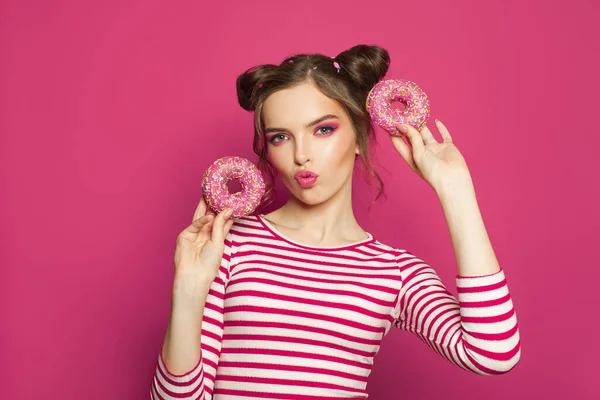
[294,192,328,206]
[287,184,338,207]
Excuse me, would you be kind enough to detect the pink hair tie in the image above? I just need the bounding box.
[333,61,340,73]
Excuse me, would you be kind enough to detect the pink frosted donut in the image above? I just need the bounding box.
[201,156,265,218]
[366,79,430,134]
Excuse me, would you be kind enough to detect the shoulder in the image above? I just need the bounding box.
[231,214,261,231]
[366,238,429,268]
[367,238,409,258]
[224,214,274,248]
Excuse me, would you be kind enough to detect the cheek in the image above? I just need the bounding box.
[266,146,290,171]
[319,134,356,165]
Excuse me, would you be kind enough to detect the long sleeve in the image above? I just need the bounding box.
[150,234,233,400]
[392,251,521,375]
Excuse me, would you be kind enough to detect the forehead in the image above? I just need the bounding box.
[262,82,346,128]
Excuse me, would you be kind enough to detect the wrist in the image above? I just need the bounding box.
[434,174,475,201]
[172,274,213,303]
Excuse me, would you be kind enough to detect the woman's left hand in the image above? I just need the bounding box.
[391,119,472,191]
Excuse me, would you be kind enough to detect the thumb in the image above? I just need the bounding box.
[223,219,234,239]
[211,209,233,245]
[391,135,418,173]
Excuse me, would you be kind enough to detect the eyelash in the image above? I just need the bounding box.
[315,125,336,135]
[268,134,288,144]
[268,125,337,144]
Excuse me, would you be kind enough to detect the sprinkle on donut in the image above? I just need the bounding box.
[201,156,265,218]
[366,79,430,134]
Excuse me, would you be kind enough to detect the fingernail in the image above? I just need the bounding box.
[225,209,233,219]
[398,124,408,133]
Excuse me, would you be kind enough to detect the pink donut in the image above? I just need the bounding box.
[201,156,265,218]
[366,79,430,134]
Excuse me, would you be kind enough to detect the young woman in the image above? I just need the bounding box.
[151,45,521,400]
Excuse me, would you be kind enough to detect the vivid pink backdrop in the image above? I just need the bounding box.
[1,0,599,399]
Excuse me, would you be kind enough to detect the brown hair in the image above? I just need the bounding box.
[236,44,390,207]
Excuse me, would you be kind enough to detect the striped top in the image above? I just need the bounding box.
[151,214,520,399]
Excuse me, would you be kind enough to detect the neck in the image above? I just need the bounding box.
[270,174,365,244]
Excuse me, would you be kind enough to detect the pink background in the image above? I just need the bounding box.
[2,0,599,399]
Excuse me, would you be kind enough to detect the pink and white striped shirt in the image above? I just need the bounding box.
[151,214,520,399]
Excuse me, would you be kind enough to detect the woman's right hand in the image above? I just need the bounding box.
[173,197,234,295]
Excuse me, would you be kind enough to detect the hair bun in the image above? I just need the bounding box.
[335,45,390,92]
[236,64,277,111]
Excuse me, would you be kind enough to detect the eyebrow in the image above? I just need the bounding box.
[264,114,339,134]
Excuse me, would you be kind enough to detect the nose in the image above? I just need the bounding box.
[294,137,311,166]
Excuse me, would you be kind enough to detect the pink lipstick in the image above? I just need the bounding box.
[294,170,318,188]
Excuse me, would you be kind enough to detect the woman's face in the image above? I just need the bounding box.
[262,81,359,206]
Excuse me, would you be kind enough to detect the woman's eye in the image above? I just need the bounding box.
[315,126,335,135]
[269,134,287,143]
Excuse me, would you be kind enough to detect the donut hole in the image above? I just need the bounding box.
[226,179,243,194]
[391,100,407,111]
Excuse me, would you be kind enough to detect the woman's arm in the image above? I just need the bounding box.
[390,120,521,374]
[436,176,501,277]
[393,181,520,374]
[163,278,213,375]
[150,235,233,400]
[394,252,520,375]
[393,118,504,278]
